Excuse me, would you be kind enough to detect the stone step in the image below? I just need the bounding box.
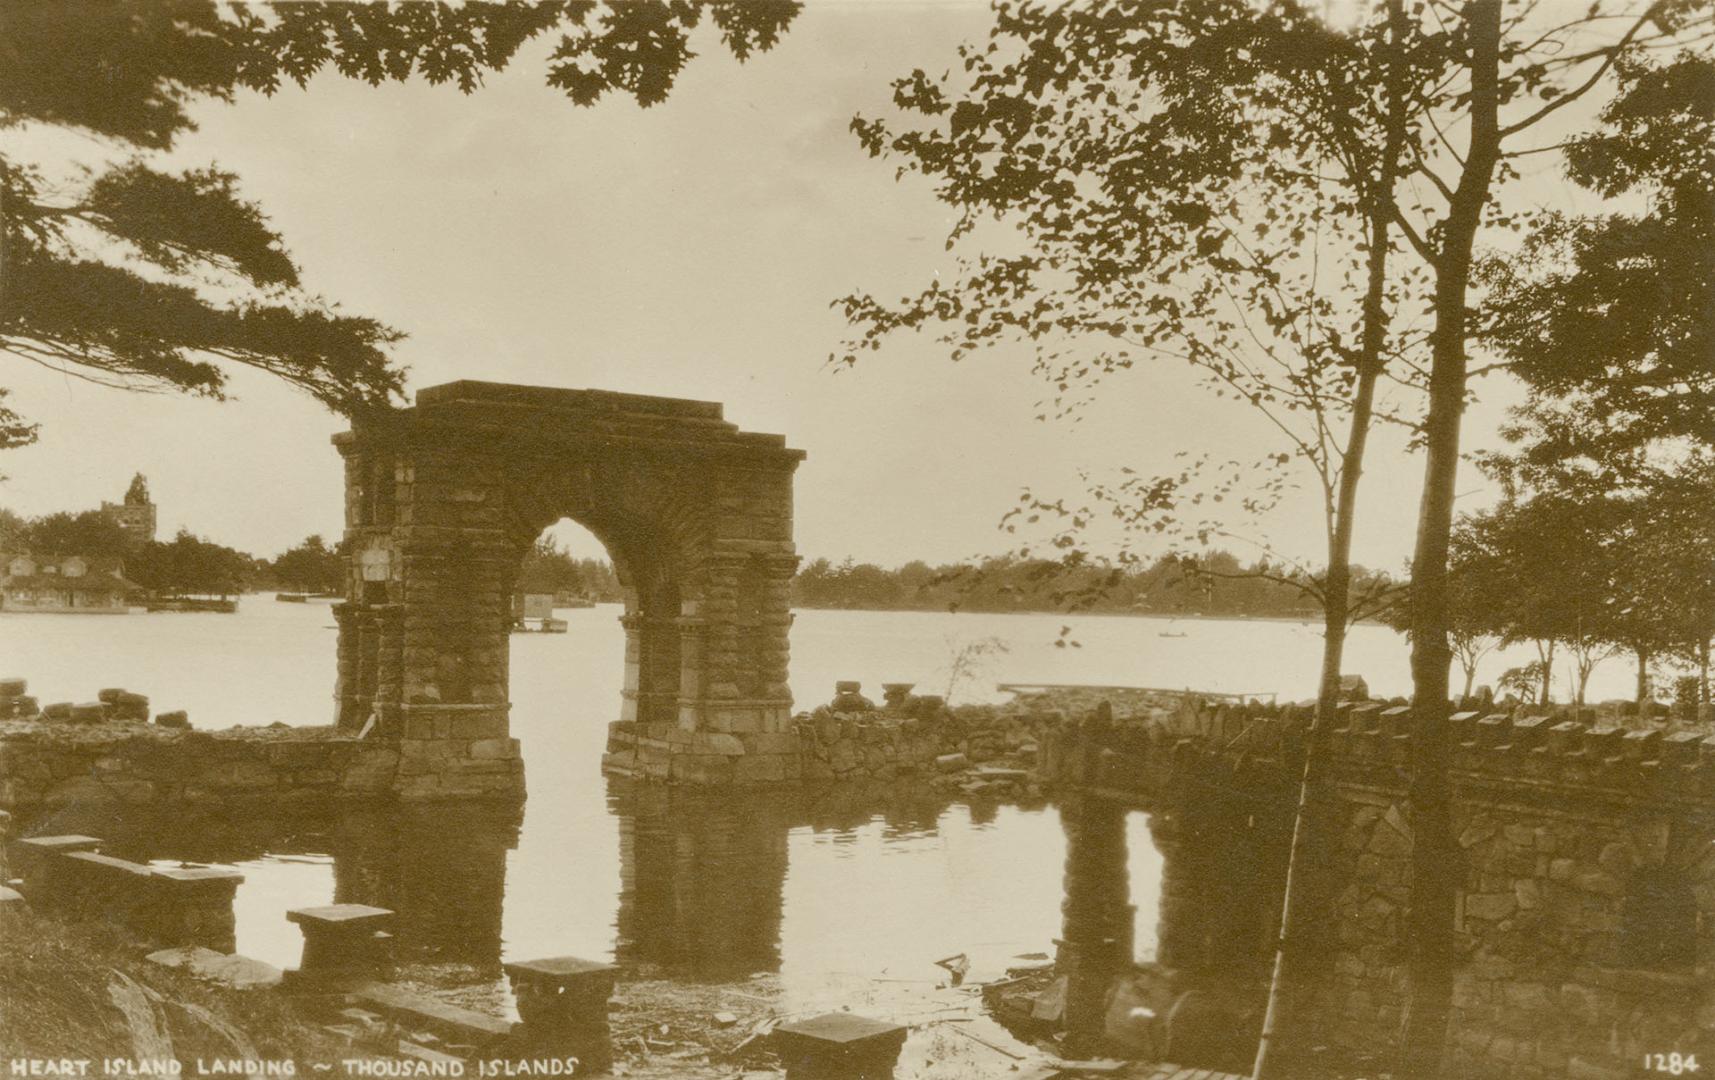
[353,983,512,1047]
[398,1041,465,1067]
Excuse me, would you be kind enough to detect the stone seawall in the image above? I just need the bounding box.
[0,719,406,811]
[602,681,1099,791]
[0,676,525,809]
[1040,695,1715,1080]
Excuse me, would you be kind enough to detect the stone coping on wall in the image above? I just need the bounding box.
[1042,693,1715,811]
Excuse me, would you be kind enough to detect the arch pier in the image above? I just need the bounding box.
[332,381,805,798]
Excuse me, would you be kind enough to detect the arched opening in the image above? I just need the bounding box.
[332,380,804,797]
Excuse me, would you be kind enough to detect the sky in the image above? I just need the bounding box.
[0,1,1549,572]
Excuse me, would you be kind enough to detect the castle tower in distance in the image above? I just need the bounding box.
[101,473,157,544]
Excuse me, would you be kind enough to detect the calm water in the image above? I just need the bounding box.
[0,600,1642,1062]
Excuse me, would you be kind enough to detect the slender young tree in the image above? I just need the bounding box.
[834,6,1442,1076]
[842,3,1714,1075]
[1346,6,1713,1071]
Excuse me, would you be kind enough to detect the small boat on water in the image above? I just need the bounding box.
[513,592,569,632]
[146,597,237,613]
[513,616,568,634]
[276,592,309,603]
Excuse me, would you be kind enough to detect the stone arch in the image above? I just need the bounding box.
[331,381,805,797]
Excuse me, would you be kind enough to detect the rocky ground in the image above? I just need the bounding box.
[0,904,352,1061]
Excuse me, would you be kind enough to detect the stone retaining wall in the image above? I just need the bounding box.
[0,718,407,810]
[602,681,1113,790]
[1040,694,1715,1080]
[0,673,524,808]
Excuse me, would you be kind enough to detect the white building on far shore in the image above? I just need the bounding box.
[0,554,138,613]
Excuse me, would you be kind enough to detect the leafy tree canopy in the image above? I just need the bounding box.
[10,509,132,558]
[270,532,344,593]
[1479,53,1715,464]
[0,1,800,436]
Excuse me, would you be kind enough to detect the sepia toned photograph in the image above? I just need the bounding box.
[0,3,1710,1079]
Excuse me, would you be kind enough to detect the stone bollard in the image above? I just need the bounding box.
[283,904,395,987]
[13,835,102,901]
[154,710,190,729]
[42,702,72,722]
[143,866,244,952]
[502,956,619,1071]
[772,1013,908,1078]
[831,681,875,714]
[909,695,945,720]
[880,683,915,712]
[0,678,25,720]
[58,851,153,922]
[69,702,105,724]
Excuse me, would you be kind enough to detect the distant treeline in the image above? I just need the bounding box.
[516,537,624,601]
[523,542,1362,619]
[790,552,1388,619]
[1,505,1378,620]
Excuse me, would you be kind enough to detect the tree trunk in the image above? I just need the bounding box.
[1539,640,1555,705]
[1461,660,1477,702]
[1399,3,1502,1077]
[1700,638,1710,706]
[0,157,10,315]
[1636,647,1651,706]
[1252,174,1397,1080]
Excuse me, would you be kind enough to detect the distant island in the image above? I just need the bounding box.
[785,553,1386,620]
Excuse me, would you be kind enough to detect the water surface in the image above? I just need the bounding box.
[0,599,1641,1063]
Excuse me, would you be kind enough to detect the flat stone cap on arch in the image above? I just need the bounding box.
[339,379,806,465]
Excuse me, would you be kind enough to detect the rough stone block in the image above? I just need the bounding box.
[147,945,282,990]
[703,733,746,756]
[734,754,786,784]
[449,713,509,740]
[468,738,519,760]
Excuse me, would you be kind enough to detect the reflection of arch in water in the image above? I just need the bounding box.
[331,382,805,797]
[611,784,793,978]
[1052,766,1292,1065]
[607,780,961,979]
[329,803,520,971]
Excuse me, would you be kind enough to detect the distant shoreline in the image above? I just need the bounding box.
[787,603,1337,626]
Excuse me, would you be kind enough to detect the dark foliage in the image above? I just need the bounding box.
[0,1,801,439]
